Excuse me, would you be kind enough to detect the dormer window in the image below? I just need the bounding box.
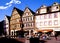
[51,5,59,12]
[40,8,47,14]
[53,2,59,6]
[40,5,47,14]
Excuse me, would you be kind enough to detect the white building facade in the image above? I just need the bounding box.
[4,15,10,36]
[22,7,35,31]
[35,2,60,35]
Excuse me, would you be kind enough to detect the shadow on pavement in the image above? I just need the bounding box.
[0,37,23,43]
[39,40,46,43]
[30,37,46,43]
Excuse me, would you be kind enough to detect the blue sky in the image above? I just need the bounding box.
[0,0,60,21]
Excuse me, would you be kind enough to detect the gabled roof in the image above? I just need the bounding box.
[24,7,35,15]
[36,6,52,14]
[36,2,60,13]
[12,7,23,16]
[36,5,47,11]
[6,15,10,20]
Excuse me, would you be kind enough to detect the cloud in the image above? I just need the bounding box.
[0,6,8,9]
[0,4,12,9]
[14,0,21,4]
[6,0,21,5]
[5,0,13,5]
[0,0,21,9]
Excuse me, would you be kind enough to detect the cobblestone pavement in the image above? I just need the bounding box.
[15,36,60,43]
[45,36,60,43]
[15,37,26,43]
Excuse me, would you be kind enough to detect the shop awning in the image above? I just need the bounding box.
[37,29,53,33]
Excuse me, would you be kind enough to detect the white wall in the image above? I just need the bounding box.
[35,12,60,31]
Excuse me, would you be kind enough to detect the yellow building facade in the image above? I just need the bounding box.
[10,7,23,36]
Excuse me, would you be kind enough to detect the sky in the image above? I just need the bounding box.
[0,0,60,21]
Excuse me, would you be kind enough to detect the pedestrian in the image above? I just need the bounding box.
[55,32,58,40]
[42,34,46,40]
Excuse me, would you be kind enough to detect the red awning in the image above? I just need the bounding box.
[37,29,53,33]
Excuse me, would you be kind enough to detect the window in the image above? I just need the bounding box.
[44,21,47,26]
[25,24,26,27]
[6,25,8,27]
[28,17,31,21]
[40,22,43,26]
[22,18,24,21]
[48,14,52,19]
[32,23,33,26]
[26,18,27,21]
[29,17,30,21]
[44,15,47,19]
[24,24,26,27]
[28,23,30,27]
[30,16,33,21]
[27,17,29,21]
[32,16,33,20]
[29,17,32,21]
[54,20,58,25]
[40,15,44,19]
[54,13,58,18]
[26,24,27,27]
[48,21,52,25]
[26,13,28,16]
[31,23,32,26]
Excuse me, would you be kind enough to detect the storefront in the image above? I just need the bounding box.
[35,29,53,35]
[53,28,60,35]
